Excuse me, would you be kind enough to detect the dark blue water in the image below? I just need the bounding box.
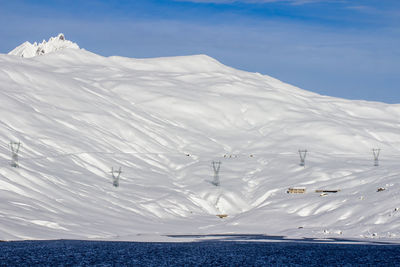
[1,239,400,266]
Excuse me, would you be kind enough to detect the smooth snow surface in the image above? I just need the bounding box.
[1,36,400,241]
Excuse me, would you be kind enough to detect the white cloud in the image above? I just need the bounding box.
[175,0,330,5]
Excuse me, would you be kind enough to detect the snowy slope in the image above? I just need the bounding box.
[1,35,400,241]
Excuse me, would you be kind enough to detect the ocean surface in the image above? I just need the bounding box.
[1,238,400,266]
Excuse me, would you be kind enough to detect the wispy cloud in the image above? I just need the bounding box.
[175,0,334,5]
[346,5,372,12]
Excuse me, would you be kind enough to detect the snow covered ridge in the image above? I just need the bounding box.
[8,33,79,58]
[1,38,400,242]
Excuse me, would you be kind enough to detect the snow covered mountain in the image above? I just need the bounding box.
[8,33,79,58]
[1,35,400,241]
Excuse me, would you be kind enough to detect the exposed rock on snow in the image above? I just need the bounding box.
[8,34,79,58]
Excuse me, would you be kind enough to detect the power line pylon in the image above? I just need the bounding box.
[212,161,221,186]
[111,167,122,187]
[372,148,380,166]
[298,149,307,167]
[9,141,21,168]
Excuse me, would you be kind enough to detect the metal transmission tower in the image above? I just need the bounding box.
[212,161,221,186]
[298,149,307,167]
[111,167,122,187]
[9,142,21,167]
[372,148,380,166]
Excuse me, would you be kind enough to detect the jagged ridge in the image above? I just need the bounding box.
[8,33,79,58]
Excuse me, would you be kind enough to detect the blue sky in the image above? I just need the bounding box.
[1,0,399,103]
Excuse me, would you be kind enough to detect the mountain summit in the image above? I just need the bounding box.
[8,33,79,58]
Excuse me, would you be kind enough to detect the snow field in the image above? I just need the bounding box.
[1,39,400,241]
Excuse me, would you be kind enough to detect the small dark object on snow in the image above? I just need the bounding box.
[315,189,341,193]
[377,187,386,192]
